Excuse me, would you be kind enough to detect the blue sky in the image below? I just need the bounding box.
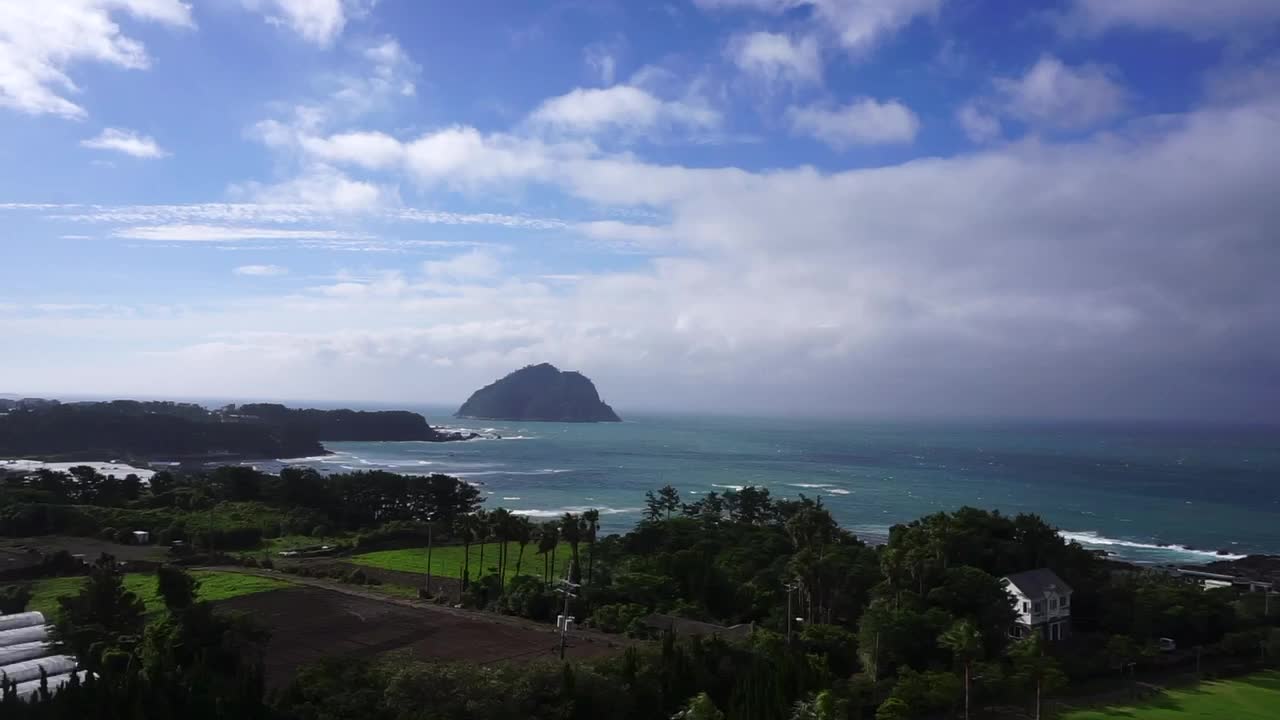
[1,0,1278,421]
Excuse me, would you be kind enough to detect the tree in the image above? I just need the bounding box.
[939,619,982,720]
[490,508,513,589]
[0,584,31,614]
[156,564,198,612]
[560,512,584,584]
[1010,634,1066,720]
[583,508,600,584]
[455,513,478,590]
[476,509,491,580]
[512,516,534,579]
[875,697,910,720]
[538,521,560,585]
[658,485,681,520]
[673,692,725,720]
[791,690,847,720]
[54,554,145,664]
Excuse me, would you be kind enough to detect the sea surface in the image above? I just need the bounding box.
[262,409,1280,566]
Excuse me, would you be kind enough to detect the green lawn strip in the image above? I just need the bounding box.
[351,541,588,581]
[13,570,294,617]
[1061,671,1280,720]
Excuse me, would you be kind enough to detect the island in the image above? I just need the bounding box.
[0,398,477,464]
[456,363,622,422]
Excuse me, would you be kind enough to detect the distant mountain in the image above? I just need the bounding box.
[0,399,477,463]
[456,364,621,423]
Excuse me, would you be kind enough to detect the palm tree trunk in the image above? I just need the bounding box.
[425,525,433,596]
[1035,679,1041,720]
[516,543,526,577]
[587,540,595,584]
[462,541,471,589]
[479,540,486,579]
[964,662,970,720]
[550,546,557,583]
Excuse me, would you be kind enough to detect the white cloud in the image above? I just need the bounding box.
[234,264,289,276]
[1066,0,1280,38]
[0,0,192,119]
[694,0,944,55]
[528,85,720,137]
[583,43,618,85]
[233,164,395,212]
[956,102,1001,143]
[299,131,404,170]
[240,0,367,46]
[787,97,921,147]
[995,55,1126,129]
[114,224,370,241]
[422,250,502,280]
[576,220,673,247]
[80,128,169,158]
[728,32,822,89]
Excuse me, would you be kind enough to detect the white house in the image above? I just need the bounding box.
[1002,568,1072,641]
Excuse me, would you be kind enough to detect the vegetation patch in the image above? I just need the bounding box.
[352,541,582,582]
[1062,671,1280,720]
[14,569,293,616]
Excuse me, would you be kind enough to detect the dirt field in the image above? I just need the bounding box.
[216,582,620,688]
[0,535,168,564]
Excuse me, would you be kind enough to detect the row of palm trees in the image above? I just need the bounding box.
[439,508,601,593]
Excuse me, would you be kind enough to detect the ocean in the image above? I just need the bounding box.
[264,409,1280,566]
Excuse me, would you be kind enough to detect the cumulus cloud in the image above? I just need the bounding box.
[422,250,502,280]
[240,0,373,46]
[995,55,1126,129]
[0,0,192,119]
[528,85,720,137]
[787,97,921,147]
[234,264,289,276]
[956,102,1001,143]
[232,164,395,212]
[81,128,169,158]
[695,0,943,55]
[728,32,822,89]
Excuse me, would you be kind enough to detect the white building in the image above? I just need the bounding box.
[1002,568,1072,641]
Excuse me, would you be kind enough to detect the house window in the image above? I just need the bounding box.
[1033,601,1043,614]
[1061,595,1070,608]
[1023,601,1030,612]
[1049,598,1058,610]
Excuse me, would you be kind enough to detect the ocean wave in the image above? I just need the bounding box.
[275,454,334,463]
[1059,530,1246,560]
[788,483,834,489]
[827,488,851,495]
[502,496,521,501]
[452,468,571,478]
[510,506,642,518]
[711,484,744,491]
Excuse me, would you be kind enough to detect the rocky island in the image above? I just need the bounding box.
[456,364,622,422]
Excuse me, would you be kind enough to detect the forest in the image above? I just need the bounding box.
[1,466,1278,719]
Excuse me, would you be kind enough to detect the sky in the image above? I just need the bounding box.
[1,0,1278,422]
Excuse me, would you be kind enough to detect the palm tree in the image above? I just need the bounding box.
[490,508,513,589]
[454,513,477,590]
[560,512,583,584]
[1010,634,1066,720]
[939,619,983,720]
[538,521,560,586]
[475,509,490,580]
[582,508,600,584]
[512,516,534,578]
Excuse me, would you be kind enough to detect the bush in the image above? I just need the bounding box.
[591,603,650,635]
[311,524,331,538]
[0,584,32,614]
[100,526,118,541]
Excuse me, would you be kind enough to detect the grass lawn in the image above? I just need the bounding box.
[1061,671,1280,720]
[14,570,294,617]
[352,541,588,582]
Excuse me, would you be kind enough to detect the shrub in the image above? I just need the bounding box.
[100,526,118,541]
[0,584,32,614]
[591,603,650,635]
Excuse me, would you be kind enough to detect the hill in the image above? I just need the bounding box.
[0,399,476,463]
[456,364,621,422]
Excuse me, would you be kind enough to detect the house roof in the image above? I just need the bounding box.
[1003,568,1072,597]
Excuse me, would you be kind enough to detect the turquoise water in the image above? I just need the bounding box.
[270,409,1280,565]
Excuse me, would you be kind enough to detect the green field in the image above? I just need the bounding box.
[15,570,294,616]
[352,541,586,581]
[1062,671,1280,720]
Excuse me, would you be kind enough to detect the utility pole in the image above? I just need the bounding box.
[784,580,798,645]
[556,570,580,660]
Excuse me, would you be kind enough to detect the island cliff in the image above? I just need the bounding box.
[456,364,621,423]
